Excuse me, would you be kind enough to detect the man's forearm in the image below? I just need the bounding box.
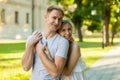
[22,46,34,71]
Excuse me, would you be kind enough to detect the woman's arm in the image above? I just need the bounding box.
[44,43,53,61]
[22,45,35,71]
[21,31,42,71]
[63,42,81,76]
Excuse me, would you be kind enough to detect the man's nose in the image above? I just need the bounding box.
[55,19,58,25]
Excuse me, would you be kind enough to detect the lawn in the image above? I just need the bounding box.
[0,37,119,80]
[0,40,30,80]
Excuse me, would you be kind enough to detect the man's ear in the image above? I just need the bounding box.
[44,14,48,21]
[44,13,48,19]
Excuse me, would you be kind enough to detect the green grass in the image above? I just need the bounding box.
[0,40,30,80]
[0,37,119,80]
[0,41,25,54]
[78,37,120,68]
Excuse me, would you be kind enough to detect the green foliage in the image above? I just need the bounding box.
[50,0,74,5]
[50,0,120,33]
[88,21,102,32]
[60,0,74,5]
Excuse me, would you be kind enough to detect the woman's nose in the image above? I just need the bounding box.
[66,31,70,34]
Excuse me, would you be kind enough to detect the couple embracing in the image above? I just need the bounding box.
[22,6,86,80]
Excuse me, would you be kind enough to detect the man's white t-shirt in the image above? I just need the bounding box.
[30,33,69,80]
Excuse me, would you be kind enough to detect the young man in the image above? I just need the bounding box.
[22,6,69,80]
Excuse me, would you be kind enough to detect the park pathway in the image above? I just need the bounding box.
[85,44,120,80]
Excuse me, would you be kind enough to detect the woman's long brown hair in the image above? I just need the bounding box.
[58,20,74,67]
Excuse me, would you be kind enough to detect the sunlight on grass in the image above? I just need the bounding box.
[81,48,107,67]
[0,36,119,79]
[0,41,30,80]
[76,34,120,69]
[0,52,31,80]
[0,40,26,43]
[0,68,30,80]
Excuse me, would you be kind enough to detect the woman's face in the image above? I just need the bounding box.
[59,23,72,40]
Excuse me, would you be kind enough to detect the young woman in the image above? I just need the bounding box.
[42,20,87,80]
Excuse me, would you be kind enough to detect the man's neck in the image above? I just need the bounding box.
[43,27,56,39]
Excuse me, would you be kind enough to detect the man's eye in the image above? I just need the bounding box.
[53,17,56,19]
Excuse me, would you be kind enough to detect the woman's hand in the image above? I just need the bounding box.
[36,42,53,60]
[44,43,53,60]
[27,31,42,47]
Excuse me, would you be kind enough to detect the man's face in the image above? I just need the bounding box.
[45,10,63,32]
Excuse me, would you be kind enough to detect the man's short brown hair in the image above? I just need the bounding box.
[47,6,64,16]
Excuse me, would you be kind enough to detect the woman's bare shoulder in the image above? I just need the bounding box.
[70,42,81,58]
[71,42,80,55]
[72,42,80,48]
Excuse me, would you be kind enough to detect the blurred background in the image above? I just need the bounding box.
[0,0,120,80]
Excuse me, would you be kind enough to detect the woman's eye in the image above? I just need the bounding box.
[62,29,65,32]
[69,29,71,31]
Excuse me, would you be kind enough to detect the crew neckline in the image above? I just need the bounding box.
[42,32,58,41]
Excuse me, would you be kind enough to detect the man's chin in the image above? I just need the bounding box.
[49,28,57,32]
[51,29,57,32]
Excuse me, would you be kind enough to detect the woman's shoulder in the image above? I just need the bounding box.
[71,42,80,56]
[72,42,80,48]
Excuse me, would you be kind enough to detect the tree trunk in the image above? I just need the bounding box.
[111,21,117,45]
[104,7,111,46]
[76,22,83,42]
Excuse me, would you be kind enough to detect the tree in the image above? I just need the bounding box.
[72,0,83,42]
[49,0,87,42]
[111,0,120,45]
[103,0,120,46]
[49,0,120,44]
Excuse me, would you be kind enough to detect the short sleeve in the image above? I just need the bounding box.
[55,38,69,59]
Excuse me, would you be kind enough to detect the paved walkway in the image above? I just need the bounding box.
[86,44,120,80]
